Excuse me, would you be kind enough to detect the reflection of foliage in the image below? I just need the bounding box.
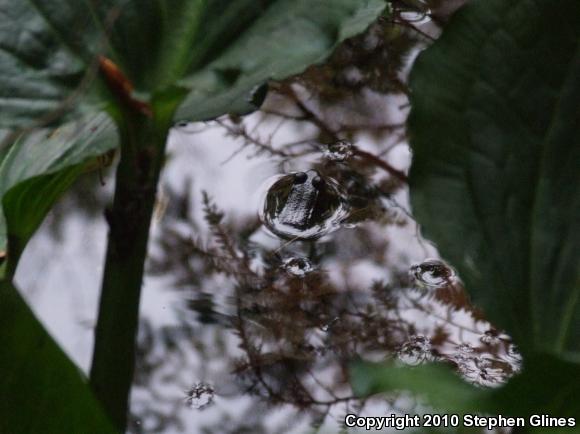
[123,3,550,432]
[138,183,519,432]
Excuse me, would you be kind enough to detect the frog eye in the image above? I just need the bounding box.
[312,176,324,188]
[294,172,307,184]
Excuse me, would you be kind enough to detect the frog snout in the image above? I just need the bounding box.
[293,172,308,184]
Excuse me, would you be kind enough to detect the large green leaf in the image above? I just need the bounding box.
[176,0,389,120]
[408,0,580,356]
[0,2,89,129]
[0,114,118,275]
[0,281,118,433]
[1,0,386,128]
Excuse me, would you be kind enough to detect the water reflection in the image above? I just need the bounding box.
[141,176,521,432]
[21,9,502,433]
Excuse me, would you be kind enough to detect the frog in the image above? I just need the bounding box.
[261,170,348,240]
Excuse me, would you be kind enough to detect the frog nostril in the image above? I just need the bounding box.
[294,172,307,184]
[312,176,324,188]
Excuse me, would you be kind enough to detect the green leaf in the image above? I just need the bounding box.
[351,355,580,429]
[408,0,580,356]
[351,361,488,413]
[0,281,118,434]
[0,114,118,276]
[176,0,388,121]
[492,354,580,418]
[0,2,90,129]
[1,0,385,127]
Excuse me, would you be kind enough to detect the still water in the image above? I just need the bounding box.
[16,104,519,433]
[14,5,504,429]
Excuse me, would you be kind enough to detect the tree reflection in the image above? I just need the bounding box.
[128,3,522,432]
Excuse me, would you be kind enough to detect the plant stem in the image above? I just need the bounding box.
[89,108,171,431]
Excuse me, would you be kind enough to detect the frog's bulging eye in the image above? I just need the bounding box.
[294,172,308,184]
[312,176,324,188]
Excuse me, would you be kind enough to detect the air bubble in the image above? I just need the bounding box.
[323,140,354,162]
[185,382,215,410]
[397,335,435,366]
[281,257,314,277]
[480,330,501,345]
[396,0,432,25]
[409,259,456,288]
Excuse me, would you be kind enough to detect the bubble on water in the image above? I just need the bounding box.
[397,335,435,366]
[259,170,350,240]
[399,9,431,24]
[396,0,431,25]
[281,257,314,277]
[409,259,456,288]
[323,140,354,162]
[453,343,475,361]
[185,382,215,410]
[448,343,475,372]
[456,343,474,354]
[480,329,501,345]
[458,356,509,387]
[451,344,512,387]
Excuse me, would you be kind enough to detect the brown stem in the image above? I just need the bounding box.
[352,148,408,183]
[281,85,408,183]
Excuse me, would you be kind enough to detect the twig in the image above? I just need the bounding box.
[280,85,409,183]
[353,148,408,183]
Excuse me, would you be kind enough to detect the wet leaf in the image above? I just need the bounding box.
[0,0,386,127]
[0,281,118,434]
[0,114,118,276]
[492,354,580,418]
[408,0,580,356]
[351,354,580,424]
[176,0,388,120]
[351,360,486,413]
